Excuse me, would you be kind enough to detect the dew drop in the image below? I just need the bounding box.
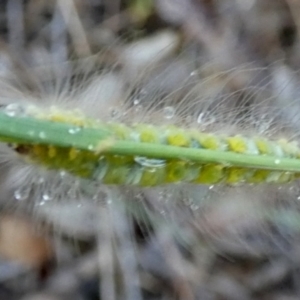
[68,127,81,134]
[190,204,199,211]
[88,144,94,150]
[14,186,30,201]
[209,185,214,190]
[4,103,24,117]
[275,159,281,165]
[197,112,216,126]
[297,195,300,200]
[133,99,140,105]
[134,156,166,168]
[39,132,46,139]
[163,106,175,119]
[42,192,52,201]
[59,170,67,178]
[197,112,204,124]
[190,70,198,77]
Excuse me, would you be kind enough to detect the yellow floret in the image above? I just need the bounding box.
[227,136,247,153]
[166,129,190,147]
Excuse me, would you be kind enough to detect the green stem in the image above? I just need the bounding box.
[0,112,300,173]
[108,142,300,172]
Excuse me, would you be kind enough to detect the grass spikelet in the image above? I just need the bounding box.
[1,106,300,186]
[0,51,299,206]
[1,26,300,300]
[4,1,300,299]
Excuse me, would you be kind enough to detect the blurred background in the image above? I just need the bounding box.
[2,0,300,300]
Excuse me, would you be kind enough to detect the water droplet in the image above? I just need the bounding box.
[297,195,300,200]
[42,192,52,201]
[197,112,204,124]
[88,144,94,150]
[39,132,46,139]
[68,127,81,134]
[190,70,198,77]
[190,204,199,211]
[209,185,214,190]
[59,170,67,178]
[197,112,216,126]
[163,106,175,119]
[4,103,24,117]
[134,156,166,168]
[275,159,281,165]
[14,186,30,201]
[133,99,140,105]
